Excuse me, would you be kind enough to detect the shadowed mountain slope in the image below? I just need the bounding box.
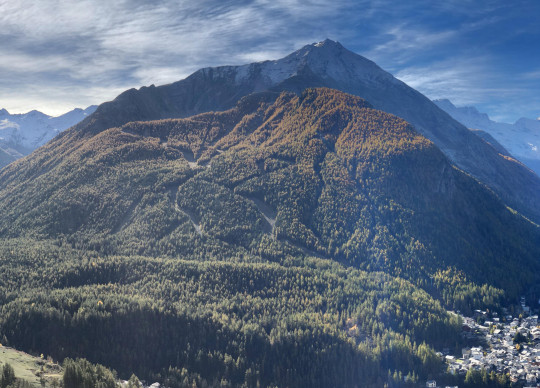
[434,98,540,176]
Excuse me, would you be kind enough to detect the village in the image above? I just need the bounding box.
[437,296,540,388]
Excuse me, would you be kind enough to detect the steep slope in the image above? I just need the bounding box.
[434,98,540,176]
[469,128,513,157]
[0,88,537,387]
[0,105,96,168]
[15,39,537,223]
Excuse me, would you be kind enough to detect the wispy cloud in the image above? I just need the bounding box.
[0,0,354,114]
[395,59,495,104]
[395,57,540,121]
[0,0,538,121]
[364,25,458,66]
[521,70,540,80]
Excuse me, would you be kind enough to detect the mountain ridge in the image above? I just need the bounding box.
[33,39,539,224]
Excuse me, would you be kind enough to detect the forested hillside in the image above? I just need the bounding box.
[0,240,460,387]
[0,88,537,387]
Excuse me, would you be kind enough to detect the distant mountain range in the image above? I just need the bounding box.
[0,105,97,168]
[434,99,540,176]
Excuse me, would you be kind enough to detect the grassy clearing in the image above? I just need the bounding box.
[0,345,62,387]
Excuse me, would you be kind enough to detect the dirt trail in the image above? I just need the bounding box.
[168,186,202,236]
[246,196,276,239]
[112,196,141,233]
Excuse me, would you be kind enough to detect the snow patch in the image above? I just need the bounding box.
[0,119,19,131]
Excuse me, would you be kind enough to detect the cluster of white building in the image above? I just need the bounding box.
[445,298,540,386]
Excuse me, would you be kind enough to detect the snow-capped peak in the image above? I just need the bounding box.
[0,105,97,154]
[434,99,490,125]
[314,38,341,48]
[232,38,394,88]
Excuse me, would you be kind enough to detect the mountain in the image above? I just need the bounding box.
[434,98,540,176]
[4,86,539,292]
[0,105,97,168]
[0,87,538,386]
[1,39,540,385]
[27,39,539,224]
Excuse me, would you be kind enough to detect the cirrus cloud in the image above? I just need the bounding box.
[0,0,538,122]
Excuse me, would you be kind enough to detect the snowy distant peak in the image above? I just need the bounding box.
[432,98,454,109]
[514,117,540,131]
[0,105,97,155]
[434,98,540,175]
[0,110,47,120]
[55,105,97,123]
[27,110,47,117]
[434,99,479,115]
[0,105,96,120]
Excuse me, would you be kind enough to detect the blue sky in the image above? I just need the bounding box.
[0,0,539,122]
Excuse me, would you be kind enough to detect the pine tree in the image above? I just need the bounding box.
[1,363,15,388]
[127,374,141,388]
